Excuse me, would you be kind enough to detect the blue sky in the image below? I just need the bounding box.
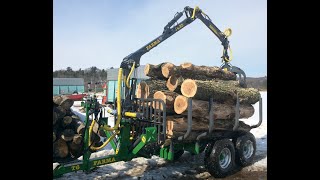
[53,0,266,77]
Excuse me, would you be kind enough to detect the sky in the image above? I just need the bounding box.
[53,0,267,77]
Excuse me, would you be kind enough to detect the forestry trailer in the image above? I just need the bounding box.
[53,6,262,178]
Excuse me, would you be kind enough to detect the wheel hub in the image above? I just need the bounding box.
[219,148,231,169]
[243,140,254,159]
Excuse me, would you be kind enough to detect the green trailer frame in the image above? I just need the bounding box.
[53,97,176,178]
[53,94,263,179]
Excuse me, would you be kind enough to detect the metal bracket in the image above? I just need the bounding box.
[233,93,240,131]
[250,96,263,128]
[221,63,247,88]
[209,97,214,133]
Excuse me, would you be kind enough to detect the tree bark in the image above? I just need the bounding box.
[68,141,83,158]
[137,80,168,98]
[53,139,69,158]
[53,111,58,125]
[53,95,74,110]
[59,95,74,110]
[54,106,66,118]
[166,117,251,140]
[180,79,260,104]
[153,91,180,113]
[144,63,168,79]
[174,95,254,119]
[179,62,236,80]
[66,109,75,116]
[70,118,85,135]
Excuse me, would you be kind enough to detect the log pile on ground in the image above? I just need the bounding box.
[53,95,101,162]
[137,62,261,140]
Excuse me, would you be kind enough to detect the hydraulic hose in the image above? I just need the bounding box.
[125,62,135,89]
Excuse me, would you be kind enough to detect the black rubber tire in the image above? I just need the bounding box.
[174,149,184,160]
[234,132,256,167]
[204,139,235,178]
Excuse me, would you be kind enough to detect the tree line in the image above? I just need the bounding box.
[53,66,110,91]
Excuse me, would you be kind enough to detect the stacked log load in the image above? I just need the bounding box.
[138,62,261,140]
[53,95,101,162]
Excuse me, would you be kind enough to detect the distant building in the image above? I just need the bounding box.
[106,65,149,103]
[53,78,85,95]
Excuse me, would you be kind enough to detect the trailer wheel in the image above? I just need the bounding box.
[174,149,184,160]
[204,139,235,178]
[234,132,256,166]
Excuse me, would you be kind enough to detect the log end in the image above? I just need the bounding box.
[166,75,178,91]
[181,79,197,97]
[144,64,151,76]
[63,116,73,126]
[77,124,85,135]
[174,95,188,114]
[73,134,82,144]
[161,62,174,78]
[180,62,193,70]
[53,139,69,158]
[61,129,75,141]
[136,81,148,99]
[153,91,165,110]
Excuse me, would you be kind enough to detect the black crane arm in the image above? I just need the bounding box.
[120,6,242,77]
[120,6,196,70]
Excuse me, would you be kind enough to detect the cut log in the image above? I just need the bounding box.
[70,118,85,135]
[167,116,252,132]
[166,75,184,92]
[153,91,179,113]
[73,134,82,145]
[166,116,210,132]
[59,95,74,110]
[68,141,83,158]
[53,96,63,106]
[53,139,69,158]
[137,80,167,97]
[54,106,66,118]
[62,116,73,127]
[136,81,149,99]
[161,62,176,78]
[179,63,237,80]
[180,79,260,104]
[174,95,254,119]
[61,129,75,142]
[65,109,75,116]
[53,111,58,125]
[166,117,251,140]
[144,63,167,79]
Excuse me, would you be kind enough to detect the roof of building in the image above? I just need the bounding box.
[106,65,149,81]
[53,78,84,86]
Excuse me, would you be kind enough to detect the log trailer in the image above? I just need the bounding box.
[53,6,262,178]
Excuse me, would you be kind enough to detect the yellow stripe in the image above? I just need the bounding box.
[124,112,137,118]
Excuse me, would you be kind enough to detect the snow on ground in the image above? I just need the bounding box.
[54,92,267,179]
